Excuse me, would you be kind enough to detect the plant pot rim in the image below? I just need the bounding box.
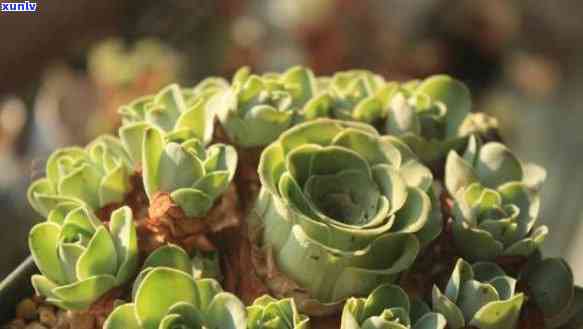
[0,256,36,322]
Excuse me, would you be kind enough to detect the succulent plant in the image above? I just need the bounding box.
[445,136,547,261]
[104,267,246,329]
[215,66,317,148]
[29,206,137,310]
[15,66,583,329]
[382,75,472,164]
[247,295,310,329]
[251,118,441,313]
[119,80,227,163]
[341,284,446,329]
[27,135,134,217]
[141,128,237,218]
[432,258,525,329]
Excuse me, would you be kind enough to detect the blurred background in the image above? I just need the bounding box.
[1,0,582,282]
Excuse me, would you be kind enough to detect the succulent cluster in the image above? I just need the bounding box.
[432,259,525,329]
[445,136,548,262]
[21,67,581,329]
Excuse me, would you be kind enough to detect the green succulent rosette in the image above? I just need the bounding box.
[27,135,134,217]
[141,127,237,218]
[29,206,138,310]
[383,75,472,164]
[252,119,441,314]
[104,267,246,329]
[215,66,317,148]
[306,70,396,125]
[341,284,446,329]
[445,136,548,261]
[119,80,227,164]
[432,259,525,329]
[247,295,310,329]
[521,257,576,327]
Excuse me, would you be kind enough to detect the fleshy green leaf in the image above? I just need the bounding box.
[525,258,574,318]
[157,143,204,192]
[28,178,57,216]
[29,223,67,285]
[76,227,118,280]
[52,275,116,310]
[445,259,474,302]
[142,127,165,199]
[457,280,500,320]
[194,172,230,200]
[416,75,471,137]
[332,128,394,166]
[135,268,198,329]
[469,294,524,329]
[205,292,247,329]
[143,244,192,275]
[303,94,333,120]
[204,144,238,180]
[353,97,384,123]
[99,163,130,207]
[175,100,214,145]
[109,206,138,284]
[445,151,478,195]
[452,222,504,261]
[413,313,447,329]
[31,275,59,300]
[309,146,371,178]
[258,143,286,195]
[372,164,408,215]
[119,122,149,164]
[171,188,212,217]
[58,164,102,209]
[391,187,430,233]
[475,143,523,189]
[386,93,421,136]
[432,286,465,329]
[104,303,141,329]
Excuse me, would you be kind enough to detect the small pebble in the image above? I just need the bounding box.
[54,310,69,329]
[15,299,37,321]
[37,306,56,327]
[67,312,95,329]
[24,322,46,329]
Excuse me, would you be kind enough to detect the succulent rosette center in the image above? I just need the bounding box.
[253,119,440,313]
[445,136,548,261]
